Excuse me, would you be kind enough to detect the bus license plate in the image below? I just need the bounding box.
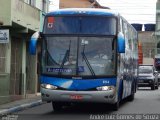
[70,95,83,100]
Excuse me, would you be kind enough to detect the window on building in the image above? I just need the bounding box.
[0,44,7,73]
[42,0,47,12]
[157,42,160,54]
[23,0,29,4]
[23,0,36,7]
[30,0,36,7]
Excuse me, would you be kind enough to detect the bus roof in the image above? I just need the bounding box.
[46,8,119,17]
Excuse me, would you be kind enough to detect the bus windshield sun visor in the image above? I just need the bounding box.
[43,16,116,35]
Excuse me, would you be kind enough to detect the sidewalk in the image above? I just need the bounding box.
[0,95,43,116]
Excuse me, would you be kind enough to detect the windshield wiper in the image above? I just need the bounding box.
[58,40,71,75]
[81,52,96,76]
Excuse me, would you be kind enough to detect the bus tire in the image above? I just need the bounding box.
[128,93,135,101]
[128,83,135,101]
[151,82,155,90]
[52,102,63,112]
[112,101,119,111]
[112,80,123,111]
[155,82,159,89]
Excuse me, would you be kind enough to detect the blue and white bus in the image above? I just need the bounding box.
[29,8,138,111]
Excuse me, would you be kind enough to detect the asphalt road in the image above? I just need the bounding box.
[6,87,160,120]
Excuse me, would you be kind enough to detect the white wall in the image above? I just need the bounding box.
[23,0,49,12]
[36,0,43,10]
[49,0,59,12]
[143,58,154,65]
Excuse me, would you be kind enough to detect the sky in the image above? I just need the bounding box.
[48,0,157,24]
[98,0,157,24]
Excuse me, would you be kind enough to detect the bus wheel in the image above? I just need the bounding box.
[52,102,63,112]
[151,82,155,90]
[128,85,135,101]
[155,82,159,89]
[128,92,135,101]
[112,101,119,111]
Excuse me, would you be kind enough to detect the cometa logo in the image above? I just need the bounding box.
[48,23,53,28]
[47,17,55,28]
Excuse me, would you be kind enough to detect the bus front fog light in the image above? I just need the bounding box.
[41,84,58,90]
[96,86,115,91]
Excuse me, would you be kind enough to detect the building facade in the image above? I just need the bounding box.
[59,0,103,8]
[0,0,49,104]
[156,0,160,55]
[60,0,92,8]
[138,31,155,64]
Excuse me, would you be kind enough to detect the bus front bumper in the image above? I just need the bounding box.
[41,87,117,104]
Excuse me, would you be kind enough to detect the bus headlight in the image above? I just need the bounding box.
[41,84,58,90]
[96,86,115,91]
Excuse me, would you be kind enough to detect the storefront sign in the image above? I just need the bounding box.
[0,30,9,43]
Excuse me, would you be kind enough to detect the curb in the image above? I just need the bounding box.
[0,100,43,116]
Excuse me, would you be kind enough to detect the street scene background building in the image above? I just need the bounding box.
[0,0,159,105]
[0,0,49,104]
[156,0,160,55]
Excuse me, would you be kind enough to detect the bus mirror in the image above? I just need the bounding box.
[29,32,40,55]
[117,32,125,53]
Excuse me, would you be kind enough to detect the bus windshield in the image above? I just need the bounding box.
[42,36,116,77]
